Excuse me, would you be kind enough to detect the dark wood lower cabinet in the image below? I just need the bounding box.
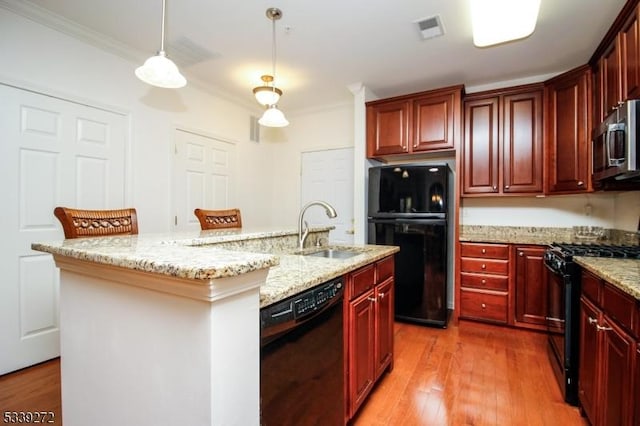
[579,296,600,423]
[346,256,395,420]
[514,246,547,329]
[578,271,637,426]
[599,317,635,426]
[636,344,640,426]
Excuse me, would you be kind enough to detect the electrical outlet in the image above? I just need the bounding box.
[584,203,592,216]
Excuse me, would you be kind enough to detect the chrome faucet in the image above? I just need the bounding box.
[298,201,337,250]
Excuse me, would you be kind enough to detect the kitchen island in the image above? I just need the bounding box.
[32,227,398,426]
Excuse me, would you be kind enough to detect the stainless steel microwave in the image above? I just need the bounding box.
[593,99,640,181]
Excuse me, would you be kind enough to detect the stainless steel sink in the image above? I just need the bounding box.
[305,248,360,259]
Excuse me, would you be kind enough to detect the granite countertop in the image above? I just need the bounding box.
[459,225,640,246]
[459,225,640,301]
[574,257,640,301]
[31,226,399,308]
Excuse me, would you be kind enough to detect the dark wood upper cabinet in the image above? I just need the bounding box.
[462,84,543,196]
[366,85,462,159]
[366,99,410,156]
[621,7,640,101]
[463,97,500,194]
[600,39,622,119]
[545,65,593,194]
[413,91,459,152]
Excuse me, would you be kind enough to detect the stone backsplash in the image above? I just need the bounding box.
[460,225,640,246]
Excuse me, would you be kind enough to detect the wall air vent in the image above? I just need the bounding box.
[250,115,260,143]
[415,15,444,40]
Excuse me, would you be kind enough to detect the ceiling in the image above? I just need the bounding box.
[7,0,628,111]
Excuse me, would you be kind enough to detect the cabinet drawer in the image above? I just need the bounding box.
[460,272,508,291]
[602,282,636,337]
[460,243,509,259]
[460,289,508,323]
[581,270,601,304]
[349,264,375,300]
[460,258,509,275]
[376,256,394,283]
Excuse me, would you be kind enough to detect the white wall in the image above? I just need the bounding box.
[0,8,273,232]
[461,193,617,227]
[265,103,355,227]
[614,191,640,231]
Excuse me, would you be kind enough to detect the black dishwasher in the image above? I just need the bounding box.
[260,278,344,426]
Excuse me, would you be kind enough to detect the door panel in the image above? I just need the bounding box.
[0,84,128,374]
[172,129,236,231]
[301,148,354,244]
[463,98,499,194]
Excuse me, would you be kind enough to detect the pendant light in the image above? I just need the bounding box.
[257,8,289,127]
[135,0,186,89]
[253,75,282,106]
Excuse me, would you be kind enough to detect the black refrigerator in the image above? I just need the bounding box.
[367,163,450,327]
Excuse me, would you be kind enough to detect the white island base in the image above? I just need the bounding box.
[55,257,267,426]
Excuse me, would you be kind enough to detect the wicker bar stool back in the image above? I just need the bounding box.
[194,208,242,230]
[54,206,139,239]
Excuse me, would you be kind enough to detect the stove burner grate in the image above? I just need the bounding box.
[551,243,640,259]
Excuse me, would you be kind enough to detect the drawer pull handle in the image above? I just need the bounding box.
[481,249,486,254]
[596,324,613,332]
[481,303,486,309]
[481,279,486,284]
[481,264,486,269]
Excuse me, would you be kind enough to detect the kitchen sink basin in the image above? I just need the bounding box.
[305,248,360,260]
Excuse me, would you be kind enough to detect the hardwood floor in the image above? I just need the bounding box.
[0,358,62,425]
[0,321,586,426]
[353,320,588,426]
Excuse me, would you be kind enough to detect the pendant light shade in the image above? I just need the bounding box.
[259,104,289,127]
[135,0,186,88]
[254,8,288,127]
[253,75,282,106]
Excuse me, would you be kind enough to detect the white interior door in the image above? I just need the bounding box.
[0,83,128,374]
[172,129,236,231]
[301,148,354,244]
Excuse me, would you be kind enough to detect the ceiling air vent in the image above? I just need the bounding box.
[415,15,444,40]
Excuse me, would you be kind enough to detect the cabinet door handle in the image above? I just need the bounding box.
[596,324,613,332]
[518,252,524,257]
[367,297,377,303]
[379,292,385,300]
[588,317,598,326]
[504,185,510,190]
[492,185,497,191]
[577,181,584,186]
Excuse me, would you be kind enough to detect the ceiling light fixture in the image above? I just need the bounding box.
[135,0,186,89]
[257,8,289,127]
[470,0,541,47]
[253,75,282,106]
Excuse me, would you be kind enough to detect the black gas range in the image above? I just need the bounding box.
[543,242,640,406]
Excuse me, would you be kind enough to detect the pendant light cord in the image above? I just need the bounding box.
[160,0,166,53]
[271,16,276,94]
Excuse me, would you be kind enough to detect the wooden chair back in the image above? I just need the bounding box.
[194,208,242,230]
[54,206,139,239]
